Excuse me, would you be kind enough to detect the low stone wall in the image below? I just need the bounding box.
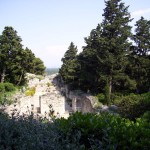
[53,75,118,114]
[61,87,97,113]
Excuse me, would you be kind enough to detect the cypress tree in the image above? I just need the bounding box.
[0,27,46,85]
[59,42,78,86]
[0,26,23,83]
[130,17,150,92]
[78,24,104,92]
[77,0,133,101]
[98,0,133,102]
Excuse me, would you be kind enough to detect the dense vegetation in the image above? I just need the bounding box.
[59,0,150,97]
[59,0,150,122]
[0,82,16,105]
[0,0,149,149]
[0,26,46,86]
[0,112,149,150]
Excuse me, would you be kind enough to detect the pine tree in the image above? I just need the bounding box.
[59,42,78,86]
[77,0,133,101]
[0,27,46,85]
[130,17,150,92]
[33,57,46,75]
[61,42,77,63]
[7,48,28,85]
[77,24,104,92]
[24,47,36,74]
[97,0,133,103]
[133,17,150,56]
[0,26,23,83]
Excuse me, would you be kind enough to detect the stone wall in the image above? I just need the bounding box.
[61,86,96,113]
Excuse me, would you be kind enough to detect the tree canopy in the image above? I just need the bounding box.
[0,26,45,85]
[59,0,150,101]
[59,42,79,86]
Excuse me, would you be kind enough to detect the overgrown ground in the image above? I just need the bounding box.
[0,111,149,150]
[0,80,150,149]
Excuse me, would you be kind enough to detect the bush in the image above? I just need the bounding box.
[0,82,16,93]
[116,93,150,120]
[96,93,106,104]
[140,111,150,122]
[25,87,36,96]
[56,112,150,149]
[0,93,13,105]
[0,83,5,93]
[4,82,16,92]
[0,83,15,105]
[0,112,149,149]
[46,82,51,87]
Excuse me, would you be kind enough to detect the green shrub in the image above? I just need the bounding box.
[0,93,13,105]
[56,112,150,149]
[4,82,16,92]
[0,83,5,93]
[0,82,16,93]
[0,83,15,105]
[140,111,150,122]
[116,93,150,120]
[96,93,106,104]
[0,112,149,149]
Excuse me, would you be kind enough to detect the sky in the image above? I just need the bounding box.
[0,0,150,68]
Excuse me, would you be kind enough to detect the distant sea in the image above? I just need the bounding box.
[46,68,59,75]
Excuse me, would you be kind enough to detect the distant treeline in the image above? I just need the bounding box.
[46,68,59,75]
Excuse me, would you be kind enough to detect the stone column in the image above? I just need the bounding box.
[36,96,41,113]
[72,97,77,112]
[39,96,41,113]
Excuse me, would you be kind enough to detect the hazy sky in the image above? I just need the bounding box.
[0,0,150,68]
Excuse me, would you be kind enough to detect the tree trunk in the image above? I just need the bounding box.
[1,68,6,83]
[105,76,112,106]
[108,75,112,98]
[17,71,23,86]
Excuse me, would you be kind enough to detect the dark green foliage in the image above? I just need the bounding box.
[77,26,102,92]
[115,93,150,120]
[0,27,45,85]
[52,112,150,149]
[33,57,46,75]
[127,56,150,93]
[59,42,79,87]
[95,0,132,96]
[133,16,150,56]
[0,112,149,150]
[0,82,15,93]
[59,0,149,101]
[0,115,56,150]
[96,93,106,104]
[0,83,5,92]
[64,0,134,95]
[0,26,23,84]
[129,17,150,93]
[3,82,16,92]
[61,42,77,62]
[0,83,16,105]
[141,111,150,122]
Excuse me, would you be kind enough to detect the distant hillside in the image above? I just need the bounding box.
[46,68,59,75]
